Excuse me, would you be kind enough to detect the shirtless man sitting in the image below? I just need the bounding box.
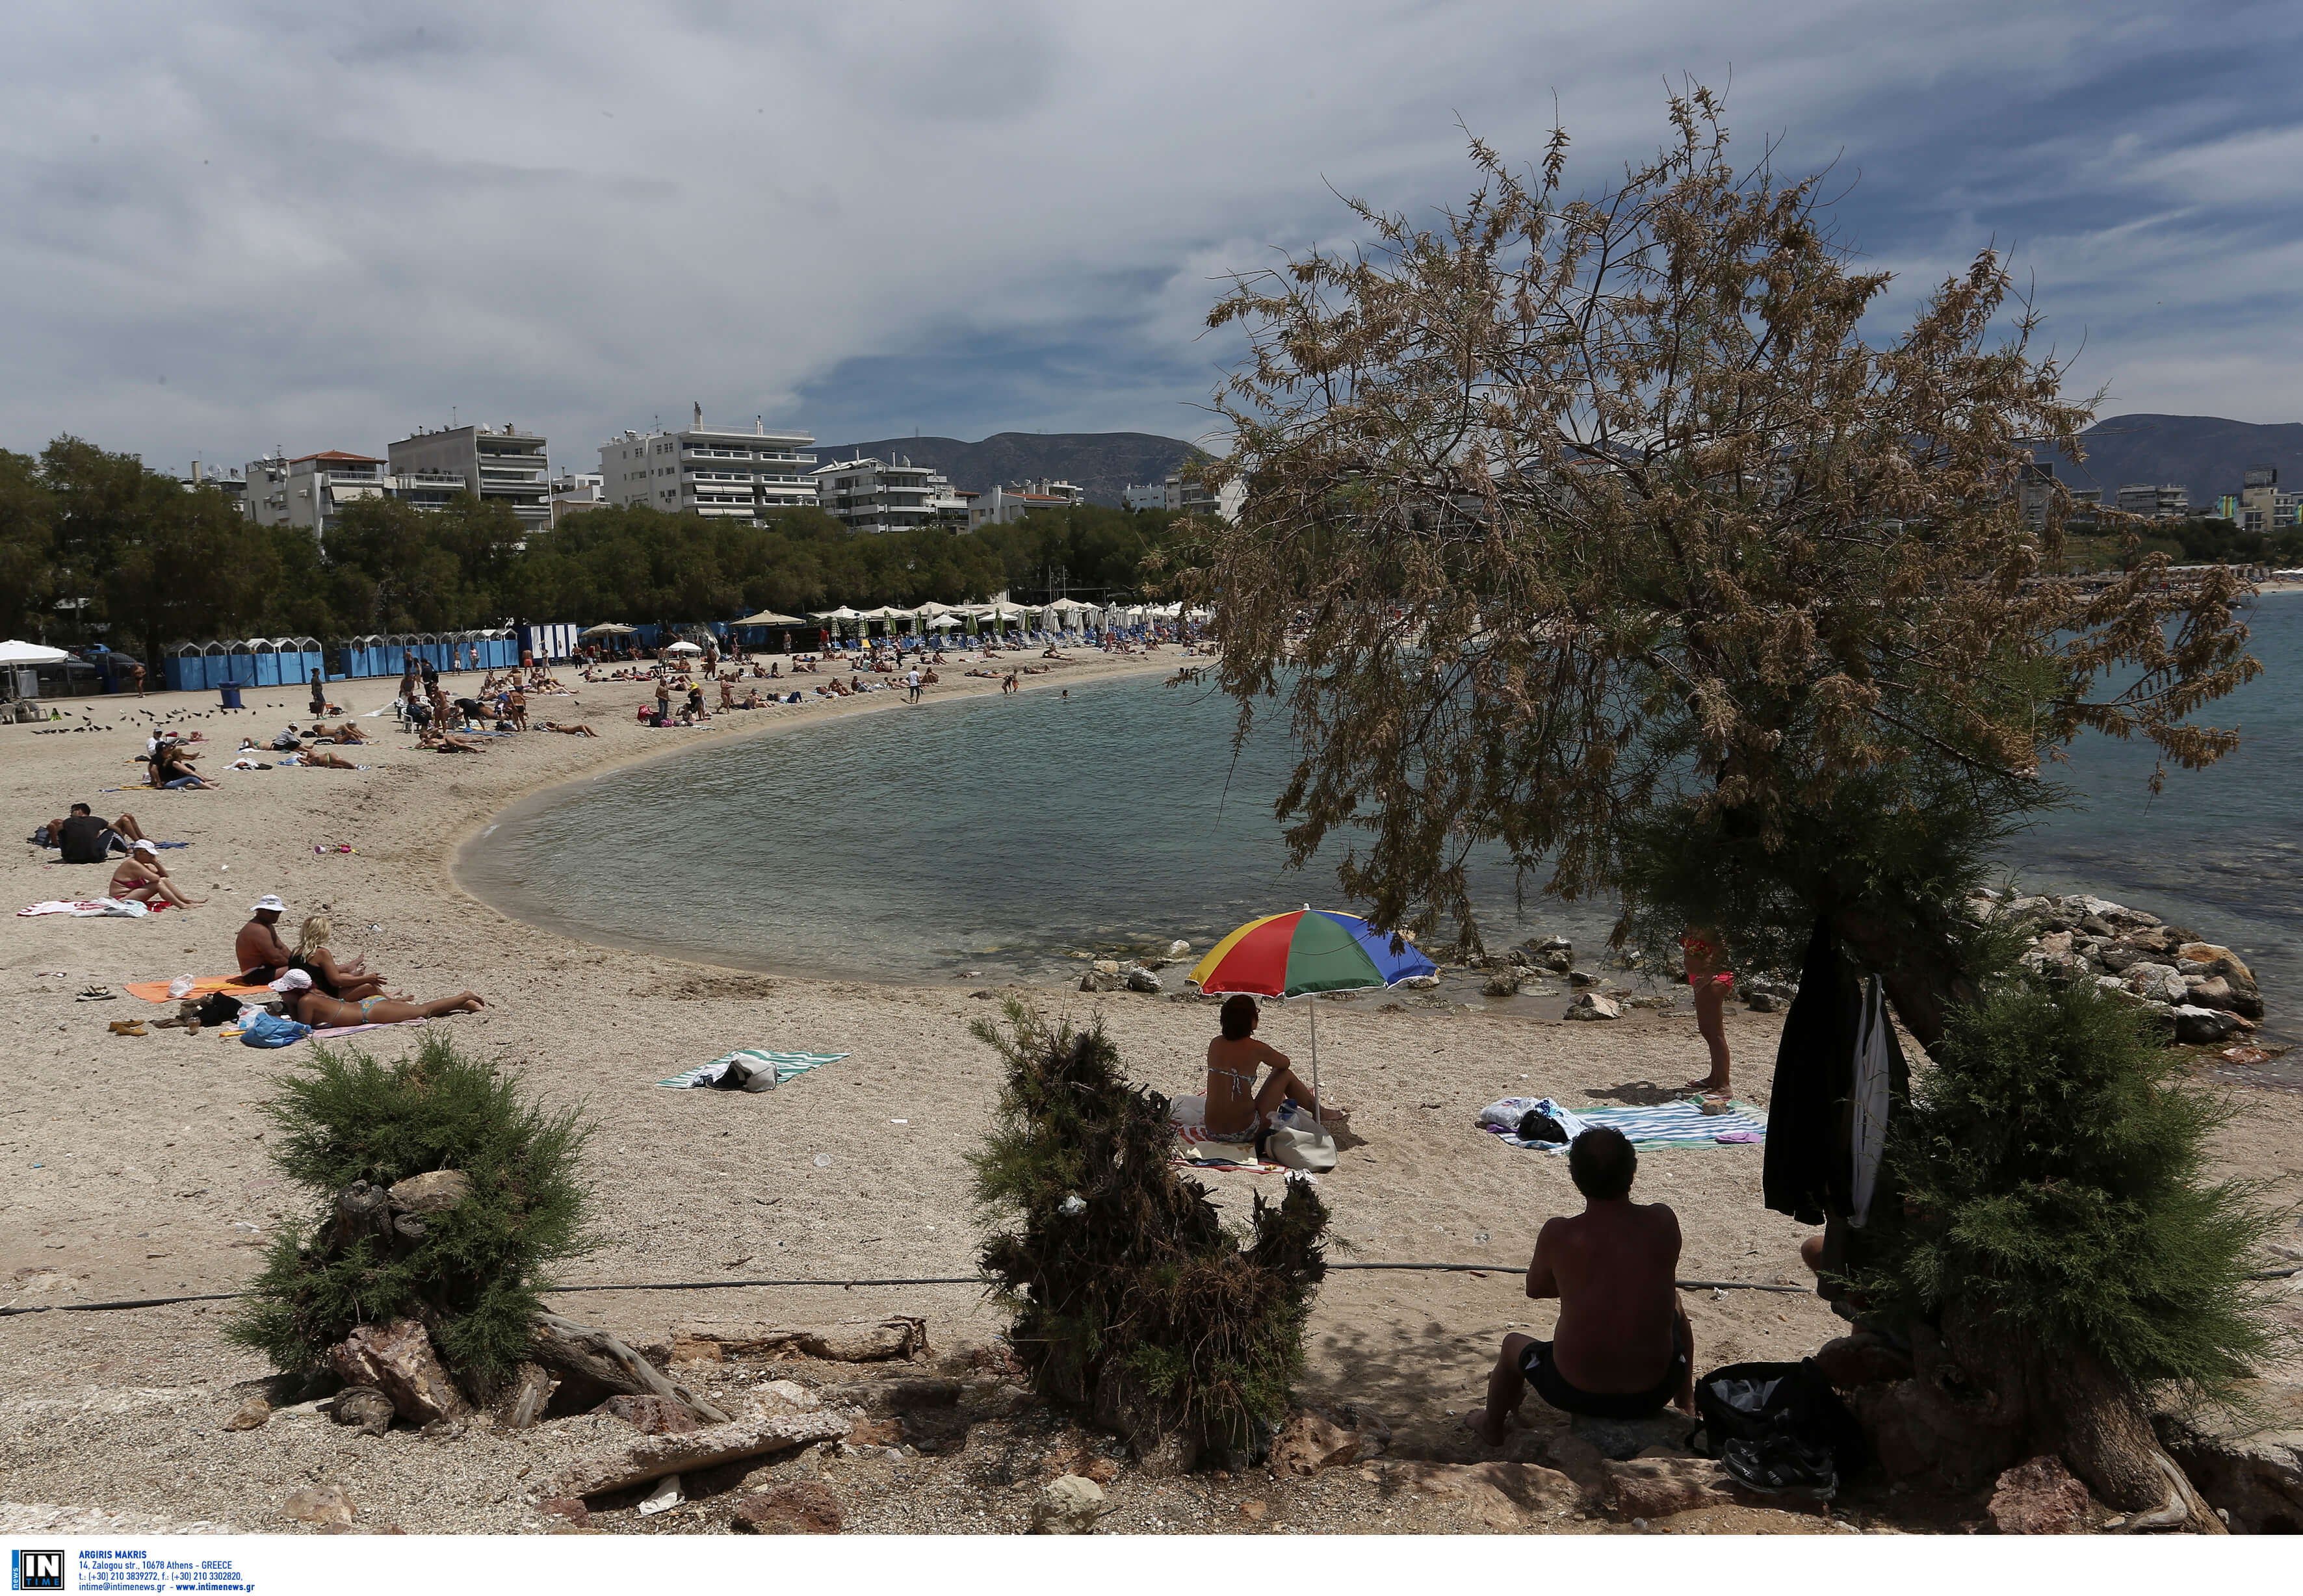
[268,968,485,1025]
[109,840,205,907]
[1202,996,1336,1137]
[1464,1127,1694,1440]
[236,895,296,980]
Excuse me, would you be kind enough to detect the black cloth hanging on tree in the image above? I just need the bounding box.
[1763,920,1854,1225]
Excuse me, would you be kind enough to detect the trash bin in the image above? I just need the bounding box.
[219,682,244,710]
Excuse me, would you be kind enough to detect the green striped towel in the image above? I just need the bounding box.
[657,1048,849,1090]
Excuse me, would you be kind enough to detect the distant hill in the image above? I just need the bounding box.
[2038,414,2303,509]
[808,431,1204,508]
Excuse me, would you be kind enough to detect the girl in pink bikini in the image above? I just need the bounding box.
[1682,927,1732,1093]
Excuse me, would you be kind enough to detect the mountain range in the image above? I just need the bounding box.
[807,431,1204,508]
[809,414,2298,517]
[2038,414,2303,509]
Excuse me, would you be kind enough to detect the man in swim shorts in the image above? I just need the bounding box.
[1463,1126,1693,1440]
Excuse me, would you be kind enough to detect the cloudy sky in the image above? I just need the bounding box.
[3,0,2296,476]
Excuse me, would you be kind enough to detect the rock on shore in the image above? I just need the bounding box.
[1971,891,2268,1044]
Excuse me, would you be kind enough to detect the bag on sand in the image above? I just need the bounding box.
[1264,1125,1337,1173]
[239,1010,311,1049]
[1685,1358,1864,1497]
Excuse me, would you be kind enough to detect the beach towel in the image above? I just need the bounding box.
[19,899,149,918]
[307,1019,428,1041]
[1487,1098,1769,1150]
[657,1048,848,1091]
[1476,1096,1593,1143]
[125,975,270,1003]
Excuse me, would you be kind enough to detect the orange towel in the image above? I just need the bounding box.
[124,975,272,1003]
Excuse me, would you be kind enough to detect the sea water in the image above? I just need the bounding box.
[463,600,2298,1043]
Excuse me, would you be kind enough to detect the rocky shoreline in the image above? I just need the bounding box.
[1977,890,2272,1048]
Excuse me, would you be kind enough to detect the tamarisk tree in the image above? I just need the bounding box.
[1178,89,2273,1528]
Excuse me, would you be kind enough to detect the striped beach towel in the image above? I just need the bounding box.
[657,1048,849,1090]
[1498,1098,1768,1150]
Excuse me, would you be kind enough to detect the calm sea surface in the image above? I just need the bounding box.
[463,599,2300,1042]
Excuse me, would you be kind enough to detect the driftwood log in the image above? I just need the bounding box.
[531,1311,730,1425]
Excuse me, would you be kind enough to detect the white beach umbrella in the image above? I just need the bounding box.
[0,639,69,665]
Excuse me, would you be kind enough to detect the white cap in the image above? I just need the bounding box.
[268,969,313,992]
[251,894,287,914]
[130,838,159,855]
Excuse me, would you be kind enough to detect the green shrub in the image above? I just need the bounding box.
[1853,980,2290,1402]
[225,1035,596,1386]
[969,1003,1328,1461]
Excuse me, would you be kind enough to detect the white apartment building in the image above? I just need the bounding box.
[600,416,818,520]
[2116,482,2190,519]
[550,472,608,524]
[1121,470,1246,522]
[388,424,551,532]
[243,451,466,544]
[2219,467,2301,534]
[967,478,1086,530]
[811,456,968,532]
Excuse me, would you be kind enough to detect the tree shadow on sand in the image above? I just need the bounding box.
[1294,1312,1572,1465]
[1580,1080,1684,1106]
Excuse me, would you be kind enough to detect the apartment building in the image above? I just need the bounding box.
[2217,466,2302,534]
[243,450,465,543]
[2115,482,2190,519]
[388,424,552,533]
[599,417,818,520]
[1121,470,1245,522]
[181,460,248,512]
[550,471,608,524]
[811,456,967,532]
[968,478,1086,530]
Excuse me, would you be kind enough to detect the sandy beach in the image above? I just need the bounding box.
[4,651,2298,1536]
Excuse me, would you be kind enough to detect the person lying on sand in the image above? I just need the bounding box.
[1462,1127,1694,1443]
[417,725,484,753]
[307,721,371,744]
[294,747,359,769]
[1203,996,1340,1137]
[270,967,483,1025]
[108,840,205,907]
[541,719,600,736]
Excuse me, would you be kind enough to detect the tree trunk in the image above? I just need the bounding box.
[2038,1346,2224,1533]
[530,1311,730,1425]
[331,1182,395,1252]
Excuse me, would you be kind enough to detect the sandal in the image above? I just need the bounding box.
[77,985,118,1002]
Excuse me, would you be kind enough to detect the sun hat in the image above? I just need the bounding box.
[251,894,287,914]
[130,838,159,855]
[268,969,313,992]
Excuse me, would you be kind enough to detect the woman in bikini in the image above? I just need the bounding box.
[270,968,485,1025]
[288,914,389,1002]
[1203,995,1338,1138]
[1682,926,1732,1093]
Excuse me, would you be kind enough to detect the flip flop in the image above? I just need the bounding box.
[77,986,117,1001]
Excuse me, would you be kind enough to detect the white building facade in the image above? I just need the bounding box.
[387,424,552,533]
[1121,470,1245,522]
[811,456,968,532]
[2116,482,2190,519]
[967,478,1086,529]
[244,451,466,543]
[600,418,818,520]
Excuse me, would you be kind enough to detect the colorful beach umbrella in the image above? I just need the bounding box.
[1186,908,1435,1137]
[1186,907,1435,998]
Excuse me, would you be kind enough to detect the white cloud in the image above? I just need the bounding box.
[0,0,2295,471]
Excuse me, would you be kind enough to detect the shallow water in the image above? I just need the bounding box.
[465,602,2299,1050]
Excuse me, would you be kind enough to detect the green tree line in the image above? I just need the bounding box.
[0,437,1184,662]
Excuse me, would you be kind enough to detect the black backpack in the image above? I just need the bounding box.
[1686,1358,1865,1498]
